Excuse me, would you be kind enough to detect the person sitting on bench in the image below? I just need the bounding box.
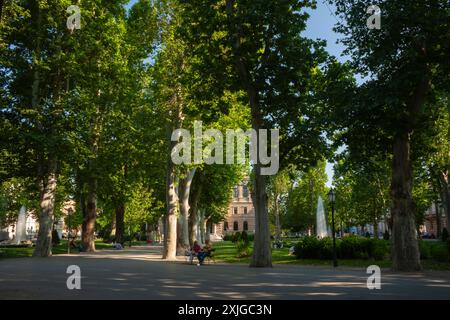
[202,240,215,260]
[192,241,203,264]
[191,241,209,265]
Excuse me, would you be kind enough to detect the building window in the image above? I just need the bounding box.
[243,207,247,215]
[224,222,228,231]
[233,187,239,198]
[233,221,239,231]
[234,207,238,215]
[243,185,249,198]
[243,221,248,231]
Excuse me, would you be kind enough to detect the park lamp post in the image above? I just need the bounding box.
[328,188,338,268]
[67,208,73,254]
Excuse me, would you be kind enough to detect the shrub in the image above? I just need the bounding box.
[294,236,321,259]
[235,240,251,257]
[318,237,334,259]
[359,252,369,259]
[383,230,390,241]
[293,235,390,261]
[0,244,32,248]
[223,234,233,242]
[232,232,241,243]
[419,241,431,260]
[122,234,133,244]
[441,228,449,242]
[282,240,291,248]
[340,235,371,259]
[52,229,60,246]
[241,231,249,244]
[97,228,110,241]
[430,244,449,262]
[372,240,389,261]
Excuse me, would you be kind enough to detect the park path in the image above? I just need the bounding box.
[1,245,449,300]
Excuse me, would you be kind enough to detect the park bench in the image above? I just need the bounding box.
[185,249,216,265]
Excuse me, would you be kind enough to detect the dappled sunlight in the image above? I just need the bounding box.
[302,292,345,296]
[310,281,366,288]
[1,248,449,299]
[425,279,447,283]
[425,284,450,288]
[163,285,198,289]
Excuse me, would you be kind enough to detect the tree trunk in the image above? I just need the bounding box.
[274,194,281,240]
[33,158,58,257]
[437,170,449,232]
[163,154,178,260]
[310,177,315,232]
[251,167,272,267]
[189,207,199,247]
[160,217,166,244]
[226,0,271,267]
[177,168,196,254]
[115,202,125,244]
[390,132,421,271]
[373,215,379,239]
[197,209,205,245]
[81,178,97,252]
[434,202,441,238]
[205,219,212,242]
[248,91,272,267]
[110,214,116,239]
[189,178,202,247]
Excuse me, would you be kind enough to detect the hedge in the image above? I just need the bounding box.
[294,235,449,262]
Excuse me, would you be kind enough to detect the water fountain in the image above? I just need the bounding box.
[316,196,328,238]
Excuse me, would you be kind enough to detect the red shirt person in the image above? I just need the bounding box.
[192,241,202,254]
[192,241,206,265]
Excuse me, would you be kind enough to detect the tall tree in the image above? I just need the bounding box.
[285,163,328,234]
[180,0,338,267]
[1,0,84,256]
[267,169,292,240]
[67,1,130,252]
[331,0,450,270]
[333,155,391,236]
[152,1,187,259]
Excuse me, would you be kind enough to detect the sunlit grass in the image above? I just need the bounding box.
[0,239,147,259]
[2,239,449,270]
[212,241,450,270]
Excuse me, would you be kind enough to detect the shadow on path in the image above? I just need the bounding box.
[0,246,449,300]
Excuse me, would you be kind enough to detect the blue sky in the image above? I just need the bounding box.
[126,0,343,186]
[303,1,347,187]
[304,1,346,62]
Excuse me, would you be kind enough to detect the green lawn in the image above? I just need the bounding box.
[0,240,148,259]
[2,239,449,271]
[212,241,450,270]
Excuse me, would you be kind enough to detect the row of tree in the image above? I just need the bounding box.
[273,0,449,271]
[1,0,449,271]
[0,1,245,257]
